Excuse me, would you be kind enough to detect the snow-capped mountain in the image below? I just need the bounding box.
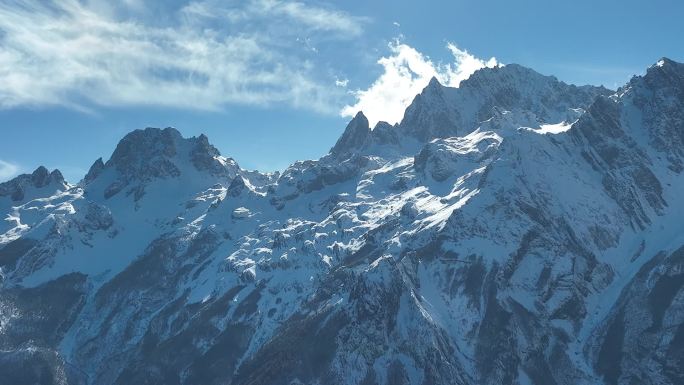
[1,58,683,385]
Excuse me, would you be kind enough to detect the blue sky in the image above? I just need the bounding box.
[0,0,682,182]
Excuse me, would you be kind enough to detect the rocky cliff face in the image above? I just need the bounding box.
[0,166,66,203]
[0,59,683,385]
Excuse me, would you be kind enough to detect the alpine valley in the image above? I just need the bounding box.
[1,58,683,385]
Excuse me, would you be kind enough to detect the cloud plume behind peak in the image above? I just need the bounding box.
[341,41,499,127]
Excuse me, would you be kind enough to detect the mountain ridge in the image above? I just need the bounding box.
[1,58,683,385]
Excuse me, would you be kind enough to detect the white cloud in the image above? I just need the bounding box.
[341,40,498,127]
[181,0,366,36]
[335,78,349,87]
[0,0,365,113]
[0,160,20,181]
[256,0,365,36]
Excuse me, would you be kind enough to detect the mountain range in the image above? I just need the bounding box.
[1,57,683,385]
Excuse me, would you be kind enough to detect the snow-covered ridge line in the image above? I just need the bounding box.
[0,57,683,385]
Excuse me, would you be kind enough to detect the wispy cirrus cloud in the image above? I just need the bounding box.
[341,40,499,127]
[0,0,365,113]
[181,0,366,36]
[0,160,20,181]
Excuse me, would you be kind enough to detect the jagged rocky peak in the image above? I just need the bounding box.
[460,62,572,91]
[0,166,67,202]
[370,120,400,146]
[647,57,684,78]
[329,116,404,160]
[330,111,371,157]
[399,75,461,142]
[99,127,239,182]
[400,63,611,143]
[615,57,684,172]
[107,127,182,173]
[31,166,65,188]
[407,76,446,107]
[190,132,239,176]
[101,127,182,182]
[84,157,105,183]
[83,127,244,200]
[461,63,611,116]
[424,75,444,93]
[332,64,611,159]
[633,56,684,96]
